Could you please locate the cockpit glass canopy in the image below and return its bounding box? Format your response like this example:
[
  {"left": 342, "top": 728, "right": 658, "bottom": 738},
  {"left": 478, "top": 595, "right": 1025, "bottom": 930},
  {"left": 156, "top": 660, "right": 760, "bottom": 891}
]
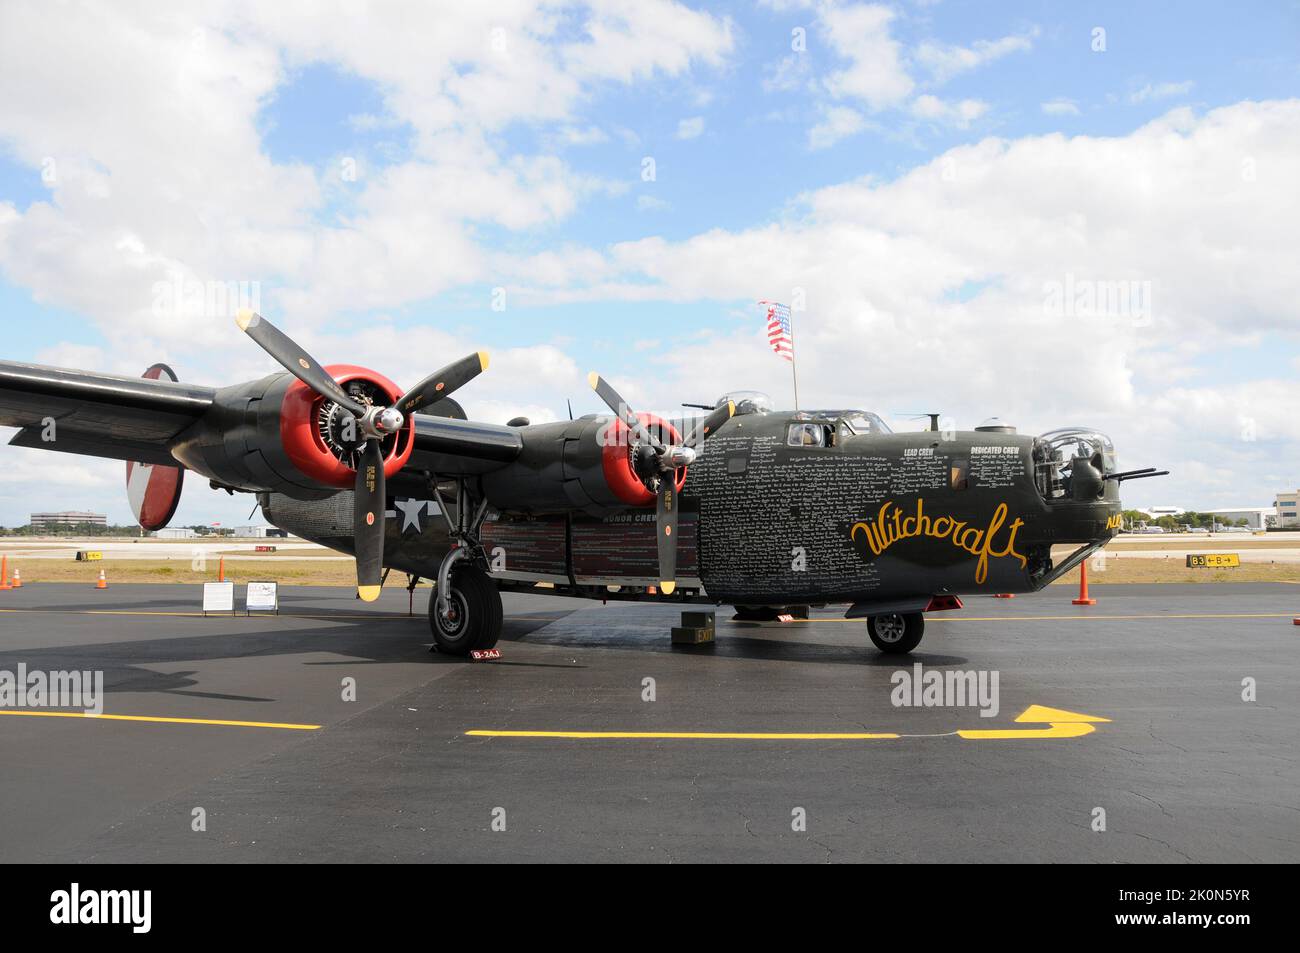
[
  {"left": 716, "top": 391, "right": 774, "bottom": 416},
  {"left": 1034, "top": 427, "right": 1116, "bottom": 500},
  {"left": 837, "top": 411, "right": 892, "bottom": 436},
  {"left": 1039, "top": 427, "right": 1115, "bottom": 469}
]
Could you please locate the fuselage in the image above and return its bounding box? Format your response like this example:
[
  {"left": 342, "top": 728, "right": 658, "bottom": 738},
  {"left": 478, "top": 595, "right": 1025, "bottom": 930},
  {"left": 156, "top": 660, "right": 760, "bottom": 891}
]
[{"left": 261, "top": 409, "right": 1122, "bottom": 607}]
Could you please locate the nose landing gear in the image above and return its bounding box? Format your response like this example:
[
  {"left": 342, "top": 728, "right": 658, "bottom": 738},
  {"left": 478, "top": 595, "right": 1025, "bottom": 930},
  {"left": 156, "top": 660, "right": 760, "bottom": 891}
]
[{"left": 866, "top": 612, "right": 925, "bottom": 654}]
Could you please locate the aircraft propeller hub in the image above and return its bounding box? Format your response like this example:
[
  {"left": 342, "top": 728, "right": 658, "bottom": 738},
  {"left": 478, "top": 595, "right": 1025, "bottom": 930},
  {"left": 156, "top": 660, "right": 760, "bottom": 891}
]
[
  {"left": 370, "top": 406, "right": 405, "bottom": 437},
  {"left": 663, "top": 445, "right": 697, "bottom": 469}
]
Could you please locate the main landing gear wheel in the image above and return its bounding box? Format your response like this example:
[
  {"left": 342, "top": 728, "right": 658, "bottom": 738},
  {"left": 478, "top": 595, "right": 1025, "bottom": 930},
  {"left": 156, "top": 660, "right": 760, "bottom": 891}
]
[
  {"left": 733, "top": 605, "right": 780, "bottom": 622},
  {"left": 867, "top": 612, "right": 925, "bottom": 654},
  {"left": 429, "top": 566, "right": 503, "bottom": 656}
]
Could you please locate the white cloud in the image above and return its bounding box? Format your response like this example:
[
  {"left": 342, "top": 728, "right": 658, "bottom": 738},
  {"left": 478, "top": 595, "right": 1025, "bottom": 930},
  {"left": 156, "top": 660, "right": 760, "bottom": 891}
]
[
  {"left": 805, "top": 10, "right": 1035, "bottom": 140},
  {"left": 1041, "top": 98, "right": 1081, "bottom": 116},
  {"left": 1129, "top": 80, "right": 1195, "bottom": 104},
  {"left": 910, "top": 95, "right": 989, "bottom": 128},
  {"left": 0, "top": 0, "right": 734, "bottom": 360},
  {"left": 676, "top": 116, "right": 706, "bottom": 140},
  {"left": 820, "top": 4, "right": 914, "bottom": 110},
  {"left": 763, "top": 53, "right": 813, "bottom": 93},
  {"left": 808, "top": 106, "right": 870, "bottom": 149},
  {"left": 558, "top": 125, "right": 610, "bottom": 146},
  {"left": 914, "top": 29, "right": 1039, "bottom": 84}
]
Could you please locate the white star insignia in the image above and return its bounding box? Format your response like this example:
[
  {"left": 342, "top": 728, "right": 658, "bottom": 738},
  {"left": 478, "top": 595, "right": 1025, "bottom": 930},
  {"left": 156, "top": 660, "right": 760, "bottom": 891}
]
[{"left": 393, "top": 498, "right": 428, "bottom": 533}]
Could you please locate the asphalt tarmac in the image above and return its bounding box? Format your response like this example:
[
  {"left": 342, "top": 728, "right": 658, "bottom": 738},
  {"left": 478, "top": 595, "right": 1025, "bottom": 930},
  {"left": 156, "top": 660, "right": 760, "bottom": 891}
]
[{"left": 0, "top": 582, "right": 1296, "bottom": 863}]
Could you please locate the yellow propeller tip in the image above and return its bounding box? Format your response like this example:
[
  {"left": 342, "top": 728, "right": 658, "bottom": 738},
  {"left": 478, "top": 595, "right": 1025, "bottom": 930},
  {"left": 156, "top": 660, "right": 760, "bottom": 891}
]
[
  {"left": 727, "top": 400, "right": 736, "bottom": 417},
  {"left": 235, "top": 308, "right": 258, "bottom": 331},
  {"left": 660, "top": 581, "right": 676, "bottom": 595},
  {"left": 478, "top": 350, "right": 490, "bottom": 372},
  {"left": 587, "top": 371, "right": 602, "bottom": 390},
  {"left": 357, "top": 585, "right": 382, "bottom": 603}
]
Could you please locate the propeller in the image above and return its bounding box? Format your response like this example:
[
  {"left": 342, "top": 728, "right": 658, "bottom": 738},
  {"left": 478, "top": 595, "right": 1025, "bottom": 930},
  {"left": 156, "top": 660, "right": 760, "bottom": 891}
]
[
  {"left": 587, "top": 373, "right": 735, "bottom": 595},
  {"left": 897, "top": 412, "right": 943, "bottom": 432},
  {"left": 235, "top": 308, "right": 487, "bottom": 601}
]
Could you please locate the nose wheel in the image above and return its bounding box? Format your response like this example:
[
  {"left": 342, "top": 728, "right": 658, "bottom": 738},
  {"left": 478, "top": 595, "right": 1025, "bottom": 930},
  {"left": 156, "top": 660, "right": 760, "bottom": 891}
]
[
  {"left": 867, "top": 612, "right": 925, "bottom": 654},
  {"left": 429, "top": 565, "right": 503, "bottom": 656}
]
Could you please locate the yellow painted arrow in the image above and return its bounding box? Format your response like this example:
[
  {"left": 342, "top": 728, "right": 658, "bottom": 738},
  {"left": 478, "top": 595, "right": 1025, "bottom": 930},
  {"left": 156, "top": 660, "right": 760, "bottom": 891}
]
[{"left": 957, "top": 704, "right": 1110, "bottom": 740}]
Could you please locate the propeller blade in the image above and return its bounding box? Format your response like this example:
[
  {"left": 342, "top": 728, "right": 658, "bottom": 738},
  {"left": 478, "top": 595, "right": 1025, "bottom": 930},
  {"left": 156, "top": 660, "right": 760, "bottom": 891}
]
[
  {"left": 684, "top": 400, "right": 736, "bottom": 447},
  {"left": 587, "top": 372, "right": 663, "bottom": 451},
  {"left": 397, "top": 351, "right": 490, "bottom": 416},
  {"left": 236, "top": 309, "right": 367, "bottom": 417},
  {"left": 656, "top": 482, "right": 679, "bottom": 596},
  {"left": 353, "top": 441, "right": 386, "bottom": 603}
]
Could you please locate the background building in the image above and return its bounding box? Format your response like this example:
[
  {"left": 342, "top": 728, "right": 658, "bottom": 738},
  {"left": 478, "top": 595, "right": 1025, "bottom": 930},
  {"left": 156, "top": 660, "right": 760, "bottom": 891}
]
[
  {"left": 1275, "top": 490, "right": 1300, "bottom": 528},
  {"left": 232, "top": 525, "right": 288, "bottom": 538},
  {"left": 29, "top": 511, "right": 107, "bottom": 532},
  {"left": 1204, "top": 507, "right": 1275, "bottom": 530},
  {"left": 1136, "top": 505, "right": 1185, "bottom": 520}
]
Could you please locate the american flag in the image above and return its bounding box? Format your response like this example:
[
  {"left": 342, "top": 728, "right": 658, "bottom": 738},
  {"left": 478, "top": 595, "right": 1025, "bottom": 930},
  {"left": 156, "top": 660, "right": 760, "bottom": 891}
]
[{"left": 761, "top": 300, "right": 794, "bottom": 362}]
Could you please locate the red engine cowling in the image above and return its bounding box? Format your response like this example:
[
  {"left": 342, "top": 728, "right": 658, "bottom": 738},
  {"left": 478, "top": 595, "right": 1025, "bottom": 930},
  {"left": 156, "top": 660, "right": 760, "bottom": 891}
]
[
  {"left": 481, "top": 412, "right": 688, "bottom": 516},
  {"left": 599, "top": 413, "right": 688, "bottom": 507},
  {"left": 279, "top": 365, "right": 415, "bottom": 489}
]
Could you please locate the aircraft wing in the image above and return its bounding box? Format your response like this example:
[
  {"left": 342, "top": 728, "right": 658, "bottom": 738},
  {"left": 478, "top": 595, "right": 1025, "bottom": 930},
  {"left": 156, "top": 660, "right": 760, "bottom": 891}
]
[
  {"left": 407, "top": 414, "right": 523, "bottom": 475},
  {"left": 0, "top": 359, "right": 520, "bottom": 474},
  {"left": 0, "top": 360, "right": 215, "bottom": 467}
]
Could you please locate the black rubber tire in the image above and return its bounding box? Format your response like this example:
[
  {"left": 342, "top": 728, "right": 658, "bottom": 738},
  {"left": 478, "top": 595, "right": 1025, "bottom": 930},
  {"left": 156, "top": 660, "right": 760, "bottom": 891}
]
[
  {"left": 733, "top": 605, "right": 780, "bottom": 622},
  {"left": 867, "top": 612, "right": 925, "bottom": 654},
  {"left": 429, "top": 566, "right": 503, "bottom": 656}
]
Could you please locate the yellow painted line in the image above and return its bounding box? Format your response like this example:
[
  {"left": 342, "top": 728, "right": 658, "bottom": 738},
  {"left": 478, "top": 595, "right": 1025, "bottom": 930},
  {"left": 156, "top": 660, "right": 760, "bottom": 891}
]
[
  {"left": 0, "top": 710, "right": 320, "bottom": 730},
  {"left": 749, "top": 612, "right": 1297, "bottom": 625},
  {"left": 0, "top": 608, "right": 418, "bottom": 621},
  {"left": 469, "top": 705, "right": 1110, "bottom": 744},
  {"left": 947, "top": 612, "right": 1296, "bottom": 621},
  {"left": 957, "top": 722, "right": 1096, "bottom": 739},
  {"left": 910, "top": 612, "right": 1294, "bottom": 622},
  {"left": 467, "top": 729, "right": 899, "bottom": 740}
]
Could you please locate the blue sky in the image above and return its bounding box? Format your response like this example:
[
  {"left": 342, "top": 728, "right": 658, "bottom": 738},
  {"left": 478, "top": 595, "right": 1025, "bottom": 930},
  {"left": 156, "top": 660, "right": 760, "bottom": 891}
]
[{"left": 0, "top": 0, "right": 1297, "bottom": 525}]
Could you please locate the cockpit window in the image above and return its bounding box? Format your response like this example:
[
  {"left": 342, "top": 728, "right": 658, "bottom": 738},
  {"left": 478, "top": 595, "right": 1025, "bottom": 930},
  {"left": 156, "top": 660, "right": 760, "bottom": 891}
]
[
  {"left": 787, "top": 422, "right": 828, "bottom": 448},
  {"left": 838, "top": 412, "right": 892, "bottom": 437}
]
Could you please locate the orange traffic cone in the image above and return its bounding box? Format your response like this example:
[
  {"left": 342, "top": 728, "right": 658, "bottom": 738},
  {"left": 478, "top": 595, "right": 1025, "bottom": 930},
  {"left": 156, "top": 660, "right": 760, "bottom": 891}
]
[
  {"left": 1072, "top": 560, "right": 1097, "bottom": 606},
  {"left": 0, "top": 556, "right": 11, "bottom": 591},
  {"left": 218, "top": 557, "right": 225, "bottom": 583},
  {"left": 95, "top": 569, "right": 108, "bottom": 590},
  {"left": 10, "top": 568, "right": 21, "bottom": 589}
]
